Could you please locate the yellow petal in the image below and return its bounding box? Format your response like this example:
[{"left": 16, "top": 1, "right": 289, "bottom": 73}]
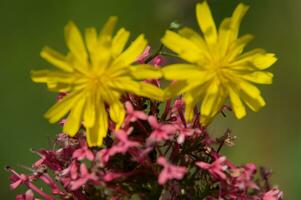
[
  {"left": 239, "top": 81, "right": 266, "bottom": 112},
  {"left": 241, "top": 71, "right": 273, "bottom": 84},
  {"left": 109, "top": 100, "right": 125, "bottom": 129},
  {"left": 40, "top": 47, "right": 74, "bottom": 72},
  {"left": 178, "top": 27, "right": 209, "bottom": 58},
  {"left": 112, "top": 28, "right": 130, "bottom": 57},
  {"left": 65, "top": 21, "right": 88, "bottom": 65},
  {"left": 83, "top": 93, "right": 96, "bottom": 128},
  {"left": 227, "top": 34, "right": 254, "bottom": 62},
  {"left": 31, "top": 70, "right": 74, "bottom": 92},
  {"left": 229, "top": 3, "right": 249, "bottom": 41},
  {"left": 110, "top": 76, "right": 140, "bottom": 92},
  {"left": 231, "top": 49, "right": 277, "bottom": 70},
  {"left": 130, "top": 64, "right": 162, "bottom": 80},
  {"left": 138, "top": 82, "right": 164, "bottom": 101},
  {"left": 196, "top": 1, "right": 217, "bottom": 44},
  {"left": 85, "top": 27, "right": 98, "bottom": 55},
  {"left": 63, "top": 96, "right": 86, "bottom": 136},
  {"left": 161, "top": 30, "right": 204, "bottom": 63},
  {"left": 252, "top": 53, "right": 277, "bottom": 70},
  {"left": 200, "top": 85, "right": 226, "bottom": 125},
  {"left": 31, "top": 70, "right": 50, "bottom": 83},
  {"left": 183, "top": 92, "right": 200, "bottom": 122},
  {"left": 45, "top": 90, "right": 84, "bottom": 123},
  {"left": 218, "top": 17, "right": 232, "bottom": 57},
  {"left": 216, "top": 3, "right": 249, "bottom": 57},
  {"left": 164, "top": 81, "right": 188, "bottom": 98},
  {"left": 99, "top": 16, "right": 118, "bottom": 40},
  {"left": 114, "top": 34, "right": 147, "bottom": 66},
  {"left": 32, "top": 70, "right": 73, "bottom": 83},
  {"left": 228, "top": 87, "right": 246, "bottom": 119},
  {"left": 201, "top": 80, "right": 221, "bottom": 117},
  {"left": 162, "top": 64, "right": 205, "bottom": 80},
  {"left": 86, "top": 102, "right": 108, "bottom": 147}
]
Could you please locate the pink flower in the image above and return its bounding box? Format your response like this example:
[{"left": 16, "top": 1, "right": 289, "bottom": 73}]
[
  {"left": 172, "top": 98, "right": 185, "bottom": 113},
  {"left": 97, "top": 128, "right": 140, "bottom": 165},
  {"left": 263, "top": 188, "right": 283, "bottom": 200},
  {"left": 102, "top": 171, "right": 129, "bottom": 182},
  {"left": 9, "top": 171, "right": 28, "bottom": 190},
  {"left": 7, "top": 167, "right": 56, "bottom": 200},
  {"left": 151, "top": 55, "right": 164, "bottom": 66},
  {"left": 136, "top": 46, "right": 164, "bottom": 66},
  {"left": 123, "top": 101, "right": 148, "bottom": 126},
  {"left": 32, "top": 149, "right": 62, "bottom": 171},
  {"left": 232, "top": 163, "right": 259, "bottom": 190},
  {"left": 61, "top": 160, "right": 78, "bottom": 181},
  {"left": 147, "top": 116, "right": 177, "bottom": 144},
  {"left": 173, "top": 122, "right": 199, "bottom": 144},
  {"left": 196, "top": 157, "right": 228, "bottom": 180},
  {"left": 72, "top": 140, "right": 94, "bottom": 161},
  {"left": 176, "top": 127, "right": 194, "bottom": 144},
  {"left": 39, "top": 173, "right": 63, "bottom": 195},
  {"left": 157, "top": 157, "right": 187, "bottom": 185},
  {"left": 69, "top": 164, "right": 98, "bottom": 191},
  {"left": 137, "top": 46, "right": 151, "bottom": 63},
  {"left": 16, "top": 190, "right": 34, "bottom": 200}
]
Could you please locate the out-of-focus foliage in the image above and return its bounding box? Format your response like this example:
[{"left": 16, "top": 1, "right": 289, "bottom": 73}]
[{"left": 0, "top": 0, "right": 300, "bottom": 199}]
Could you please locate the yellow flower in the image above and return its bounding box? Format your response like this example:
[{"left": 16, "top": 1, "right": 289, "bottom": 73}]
[
  {"left": 161, "top": 1, "right": 277, "bottom": 125},
  {"left": 32, "top": 17, "right": 163, "bottom": 146}
]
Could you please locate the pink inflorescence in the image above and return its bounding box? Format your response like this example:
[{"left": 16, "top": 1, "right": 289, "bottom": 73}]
[{"left": 6, "top": 47, "right": 282, "bottom": 200}]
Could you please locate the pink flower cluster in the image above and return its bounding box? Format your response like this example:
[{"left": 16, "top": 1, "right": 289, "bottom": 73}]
[{"left": 7, "top": 47, "right": 283, "bottom": 200}]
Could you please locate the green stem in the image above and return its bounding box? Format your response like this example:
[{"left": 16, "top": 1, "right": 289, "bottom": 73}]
[{"left": 159, "top": 52, "right": 178, "bottom": 58}]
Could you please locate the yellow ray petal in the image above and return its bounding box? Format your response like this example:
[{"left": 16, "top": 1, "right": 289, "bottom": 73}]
[
  {"left": 31, "top": 70, "right": 73, "bottom": 83},
  {"left": 31, "top": 70, "right": 50, "bottom": 83},
  {"left": 162, "top": 64, "right": 205, "bottom": 80},
  {"left": 114, "top": 34, "right": 147, "bottom": 67},
  {"left": 109, "top": 100, "right": 125, "bottom": 129},
  {"left": 183, "top": 91, "right": 201, "bottom": 122},
  {"left": 218, "top": 17, "right": 232, "bottom": 57},
  {"left": 85, "top": 27, "right": 98, "bottom": 56},
  {"left": 252, "top": 53, "right": 278, "bottom": 70},
  {"left": 200, "top": 86, "right": 226, "bottom": 125},
  {"left": 85, "top": 27, "right": 111, "bottom": 71},
  {"left": 229, "top": 3, "right": 249, "bottom": 41},
  {"left": 227, "top": 34, "right": 254, "bottom": 62},
  {"left": 241, "top": 71, "right": 273, "bottom": 84},
  {"left": 63, "top": 96, "right": 86, "bottom": 136},
  {"left": 200, "top": 80, "right": 221, "bottom": 117},
  {"left": 230, "top": 49, "right": 277, "bottom": 70},
  {"left": 99, "top": 16, "right": 118, "bottom": 40},
  {"left": 228, "top": 86, "right": 246, "bottom": 119},
  {"left": 241, "top": 93, "right": 266, "bottom": 112},
  {"left": 112, "top": 77, "right": 162, "bottom": 101},
  {"left": 161, "top": 30, "right": 204, "bottom": 63},
  {"left": 86, "top": 102, "right": 108, "bottom": 147},
  {"left": 112, "top": 28, "right": 130, "bottom": 58},
  {"left": 130, "top": 64, "right": 162, "bottom": 80},
  {"left": 239, "top": 81, "right": 266, "bottom": 112},
  {"left": 64, "top": 21, "right": 88, "bottom": 66},
  {"left": 45, "top": 90, "right": 84, "bottom": 123},
  {"left": 138, "top": 82, "right": 164, "bottom": 101},
  {"left": 83, "top": 93, "right": 96, "bottom": 128},
  {"left": 110, "top": 76, "right": 140, "bottom": 92},
  {"left": 178, "top": 27, "right": 209, "bottom": 59},
  {"left": 163, "top": 81, "right": 188, "bottom": 98},
  {"left": 196, "top": 1, "right": 217, "bottom": 44},
  {"left": 31, "top": 70, "right": 74, "bottom": 92},
  {"left": 40, "top": 47, "right": 74, "bottom": 72}
]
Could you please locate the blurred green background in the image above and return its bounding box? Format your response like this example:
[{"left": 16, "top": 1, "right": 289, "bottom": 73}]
[{"left": 0, "top": 0, "right": 300, "bottom": 199}]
